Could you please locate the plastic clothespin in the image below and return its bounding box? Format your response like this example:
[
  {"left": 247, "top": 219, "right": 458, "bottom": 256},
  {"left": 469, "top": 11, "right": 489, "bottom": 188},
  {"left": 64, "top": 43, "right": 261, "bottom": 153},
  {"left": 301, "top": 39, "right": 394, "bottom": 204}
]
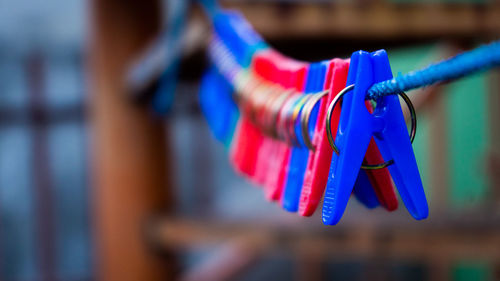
[
  {"left": 282, "top": 61, "right": 328, "bottom": 212},
  {"left": 251, "top": 49, "right": 300, "bottom": 195},
  {"left": 212, "top": 10, "right": 267, "bottom": 67},
  {"left": 199, "top": 66, "right": 239, "bottom": 147},
  {"left": 298, "top": 59, "right": 399, "bottom": 216},
  {"left": 299, "top": 59, "right": 347, "bottom": 216},
  {"left": 251, "top": 50, "right": 284, "bottom": 185},
  {"left": 264, "top": 58, "right": 308, "bottom": 201},
  {"left": 322, "top": 50, "right": 428, "bottom": 225},
  {"left": 210, "top": 9, "right": 267, "bottom": 148},
  {"left": 230, "top": 120, "right": 262, "bottom": 178},
  {"left": 210, "top": 11, "right": 268, "bottom": 177},
  {"left": 362, "top": 110, "right": 399, "bottom": 211},
  {"left": 340, "top": 98, "right": 399, "bottom": 211}
]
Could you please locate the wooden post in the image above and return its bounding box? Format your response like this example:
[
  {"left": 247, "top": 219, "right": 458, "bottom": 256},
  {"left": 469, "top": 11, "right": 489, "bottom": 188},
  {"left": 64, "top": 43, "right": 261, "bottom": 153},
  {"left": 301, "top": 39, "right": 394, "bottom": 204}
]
[{"left": 89, "top": 0, "right": 175, "bottom": 280}]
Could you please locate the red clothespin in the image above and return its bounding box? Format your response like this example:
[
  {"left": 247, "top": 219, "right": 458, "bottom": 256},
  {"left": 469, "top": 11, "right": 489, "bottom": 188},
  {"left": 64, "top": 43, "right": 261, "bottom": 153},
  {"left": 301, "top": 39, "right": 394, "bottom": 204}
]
[
  {"left": 229, "top": 109, "right": 261, "bottom": 178},
  {"left": 299, "top": 59, "right": 347, "bottom": 215},
  {"left": 251, "top": 50, "right": 283, "bottom": 185},
  {"left": 363, "top": 107, "right": 399, "bottom": 211},
  {"left": 229, "top": 62, "right": 266, "bottom": 178},
  {"left": 264, "top": 58, "right": 308, "bottom": 201}
]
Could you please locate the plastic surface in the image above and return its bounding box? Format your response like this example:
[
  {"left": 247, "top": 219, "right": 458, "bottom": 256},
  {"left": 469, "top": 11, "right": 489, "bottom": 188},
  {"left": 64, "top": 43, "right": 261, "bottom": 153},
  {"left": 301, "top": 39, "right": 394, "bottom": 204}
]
[
  {"left": 362, "top": 123, "right": 399, "bottom": 211},
  {"left": 353, "top": 101, "right": 398, "bottom": 211},
  {"left": 282, "top": 61, "right": 328, "bottom": 212},
  {"left": 352, "top": 171, "right": 380, "bottom": 208},
  {"left": 199, "top": 67, "right": 239, "bottom": 147},
  {"left": 297, "top": 59, "right": 395, "bottom": 216},
  {"left": 252, "top": 50, "right": 284, "bottom": 185},
  {"left": 208, "top": 9, "right": 397, "bottom": 213},
  {"left": 212, "top": 10, "right": 267, "bottom": 67},
  {"left": 322, "top": 50, "right": 428, "bottom": 225},
  {"left": 299, "top": 59, "right": 348, "bottom": 216},
  {"left": 211, "top": 10, "right": 269, "bottom": 176},
  {"left": 264, "top": 59, "right": 308, "bottom": 201}
]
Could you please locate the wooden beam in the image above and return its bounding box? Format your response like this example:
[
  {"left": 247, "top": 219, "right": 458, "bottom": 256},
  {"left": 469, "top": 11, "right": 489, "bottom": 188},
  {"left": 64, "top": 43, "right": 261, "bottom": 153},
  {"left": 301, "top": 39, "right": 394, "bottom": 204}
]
[
  {"left": 221, "top": 2, "right": 500, "bottom": 40},
  {"left": 152, "top": 218, "right": 500, "bottom": 262},
  {"left": 179, "top": 236, "right": 266, "bottom": 281},
  {"left": 89, "top": 0, "right": 175, "bottom": 280}
]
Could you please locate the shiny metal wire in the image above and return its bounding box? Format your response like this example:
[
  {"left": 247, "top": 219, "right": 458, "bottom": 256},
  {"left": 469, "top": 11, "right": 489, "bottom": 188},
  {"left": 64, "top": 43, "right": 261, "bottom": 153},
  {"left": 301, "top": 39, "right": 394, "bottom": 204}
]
[
  {"left": 266, "top": 89, "right": 294, "bottom": 138},
  {"left": 325, "top": 84, "right": 417, "bottom": 170},
  {"left": 235, "top": 74, "right": 259, "bottom": 110},
  {"left": 247, "top": 81, "right": 274, "bottom": 124},
  {"left": 277, "top": 93, "right": 302, "bottom": 145},
  {"left": 299, "top": 90, "right": 329, "bottom": 151},
  {"left": 287, "top": 94, "right": 313, "bottom": 147},
  {"left": 259, "top": 86, "right": 285, "bottom": 136}
]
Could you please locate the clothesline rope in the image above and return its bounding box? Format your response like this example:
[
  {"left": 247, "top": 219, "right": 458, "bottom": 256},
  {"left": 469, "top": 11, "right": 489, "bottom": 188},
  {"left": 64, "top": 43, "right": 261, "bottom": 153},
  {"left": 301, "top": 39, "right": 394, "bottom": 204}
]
[{"left": 367, "top": 41, "right": 500, "bottom": 99}]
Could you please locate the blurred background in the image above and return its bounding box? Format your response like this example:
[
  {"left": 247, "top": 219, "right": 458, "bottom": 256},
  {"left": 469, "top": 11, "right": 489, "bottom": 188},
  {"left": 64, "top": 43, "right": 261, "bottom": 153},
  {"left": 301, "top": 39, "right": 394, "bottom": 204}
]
[{"left": 0, "top": 0, "right": 499, "bottom": 281}]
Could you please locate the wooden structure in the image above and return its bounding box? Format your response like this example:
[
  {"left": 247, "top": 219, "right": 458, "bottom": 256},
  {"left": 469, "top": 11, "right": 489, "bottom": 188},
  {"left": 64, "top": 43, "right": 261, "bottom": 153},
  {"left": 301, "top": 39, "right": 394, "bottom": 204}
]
[
  {"left": 90, "top": 0, "right": 175, "bottom": 280},
  {"left": 224, "top": 1, "right": 500, "bottom": 40}
]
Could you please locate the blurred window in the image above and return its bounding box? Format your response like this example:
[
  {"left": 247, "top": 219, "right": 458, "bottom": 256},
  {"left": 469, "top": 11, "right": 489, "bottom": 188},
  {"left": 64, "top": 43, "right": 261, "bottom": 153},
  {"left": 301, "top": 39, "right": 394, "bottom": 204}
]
[{"left": 0, "top": 0, "right": 91, "bottom": 280}]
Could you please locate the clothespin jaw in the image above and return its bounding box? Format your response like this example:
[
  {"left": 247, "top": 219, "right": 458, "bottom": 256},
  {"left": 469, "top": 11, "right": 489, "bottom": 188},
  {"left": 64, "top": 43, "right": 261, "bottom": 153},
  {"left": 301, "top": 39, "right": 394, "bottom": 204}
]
[
  {"left": 363, "top": 138, "right": 399, "bottom": 211},
  {"left": 353, "top": 171, "right": 380, "bottom": 208},
  {"left": 322, "top": 50, "right": 428, "bottom": 225},
  {"left": 354, "top": 102, "right": 398, "bottom": 211},
  {"left": 370, "top": 50, "right": 428, "bottom": 220}
]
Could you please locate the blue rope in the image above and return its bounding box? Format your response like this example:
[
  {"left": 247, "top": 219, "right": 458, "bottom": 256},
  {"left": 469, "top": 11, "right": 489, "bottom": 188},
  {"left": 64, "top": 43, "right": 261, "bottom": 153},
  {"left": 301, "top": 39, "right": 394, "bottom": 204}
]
[{"left": 367, "top": 40, "right": 500, "bottom": 99}]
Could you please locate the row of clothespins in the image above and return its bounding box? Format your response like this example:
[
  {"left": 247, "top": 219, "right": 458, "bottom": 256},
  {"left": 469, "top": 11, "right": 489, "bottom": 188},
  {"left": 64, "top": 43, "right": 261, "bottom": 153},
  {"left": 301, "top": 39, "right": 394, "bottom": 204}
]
[{"left": 199, "top": 9, "right": 428, "bottom": 225}]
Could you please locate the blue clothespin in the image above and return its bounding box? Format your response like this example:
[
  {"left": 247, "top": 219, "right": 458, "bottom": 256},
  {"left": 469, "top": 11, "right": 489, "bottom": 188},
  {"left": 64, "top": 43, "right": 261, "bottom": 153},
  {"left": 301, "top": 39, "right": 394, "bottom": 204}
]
[
  {"left": 282, "top": 59, "right": 379, "bottom": 212},
  {"left": 323, "top": 50, "right": 428, "bottom": 225},
  {"left": 203, "top": 10, "right": 268, "bottom": 148},
  {"left": 199, "top": 66, "right": 239, "bottom": 147},
  {"left": 352, "top": 171, "right": 380, "bottom": 208},
  {"left": 212, "top": 10, "right": 267, "bottom": 68},
  {"left": 282, "top": 61, "right": 326, "bottom": 212}
]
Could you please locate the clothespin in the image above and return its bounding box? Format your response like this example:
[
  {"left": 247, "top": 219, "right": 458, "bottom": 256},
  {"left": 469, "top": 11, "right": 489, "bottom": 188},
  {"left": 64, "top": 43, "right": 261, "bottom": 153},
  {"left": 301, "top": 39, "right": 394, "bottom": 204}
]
[
  {"left": 209, "top": 10, "right": 397, "bottom": 211},
  {"left": 212, "top": 10, "right": 267, "bottom": 67},
  {"left": 299, "top": 59, "right": 347, "bottom": 216},
  {"left": 361, "top": 110, "right": 399, "bottom": 211},
  {"left": 299, "top": 59, "right": 399, "bottom": 216},
  {"left": 199, "top": 66, "right": 239, "bottom": 147},
  {"left": 209, "top": 10, "right": 268, "bottom": 176},
  {"left": 282, "top": 61, "right": 329, "bottom": 212},
  {"left": 251, "top": 50, "right": 283, "bottom": 185},
  {"left": 322, "top": 50, "right": 428, "bottom": 225},
  {"left": 264, "top": 58, "right": 308, "bottom": 201}
]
